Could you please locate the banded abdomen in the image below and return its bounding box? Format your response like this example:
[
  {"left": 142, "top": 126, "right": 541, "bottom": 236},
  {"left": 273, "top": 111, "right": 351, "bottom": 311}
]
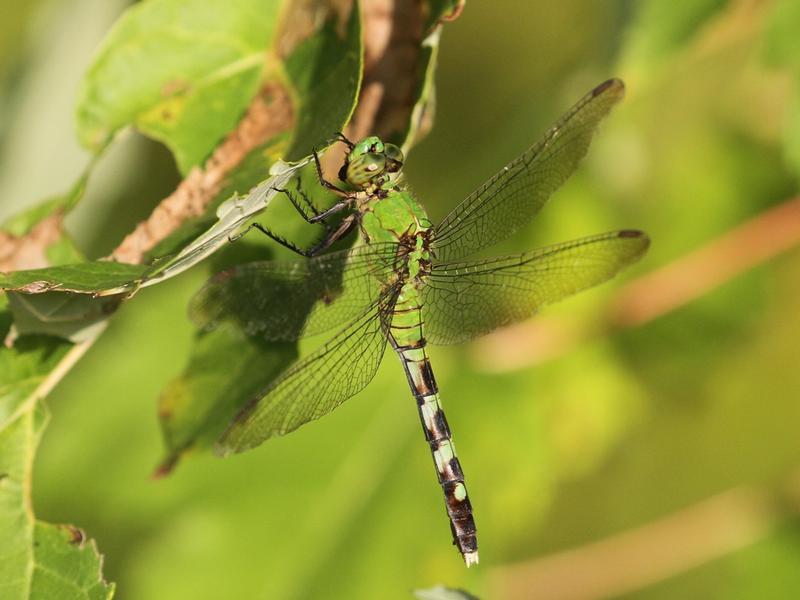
[{"left": 388, "top": 282, "right": 479, "bottom": 566}]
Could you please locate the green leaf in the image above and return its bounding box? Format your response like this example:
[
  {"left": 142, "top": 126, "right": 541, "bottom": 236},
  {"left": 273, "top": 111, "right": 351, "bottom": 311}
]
[
  {"left": 28, "top": 522, "right": 115, "bottom": 600},
  {"left": 4, "top": 293, "right": 125, "bottom": 343},
  {"left": 0, "top": 262, "right": 150, "bottom": 294},
  {"left": 0, "top": 327, "right": 70, "bottom": 431},
  {"left": 156, "top": 324, "right": 296, "bottom": 474},
  {"left": 76, "top": 0, "right": 282, "bottom": 173},
  {"left": 0, "top": 262, "right": 150, "bottom": 340},
  {"left": 0, "top": 405, "right": 114, "bottom": 600},
  {"left": 284, "top": 2, "right": 362, "bottom": 161},
  {"left": 0, "top": 310, "right": 114, "bottom": 599}
]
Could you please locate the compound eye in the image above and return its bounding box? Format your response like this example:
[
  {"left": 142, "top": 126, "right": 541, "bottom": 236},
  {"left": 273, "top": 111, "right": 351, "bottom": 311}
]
[
  {"left": 346, "top": 152, "right": 386, "bottom": 187},
  {"left": 383, "top": 143, "right": 405, "bottom": 173},
  {"left": 351, "top": 136, "right": 382, "bottom": 159}
]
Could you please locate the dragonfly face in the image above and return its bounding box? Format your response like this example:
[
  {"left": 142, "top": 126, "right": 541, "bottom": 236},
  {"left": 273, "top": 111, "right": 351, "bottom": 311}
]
[{"left": 339, "top": 135, "right": 405, "bottom": 189}]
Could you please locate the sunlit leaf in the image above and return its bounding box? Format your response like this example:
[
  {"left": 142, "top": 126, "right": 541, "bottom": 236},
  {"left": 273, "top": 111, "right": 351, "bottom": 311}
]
[
  {"left": 0, "top": 310, "right": 113, "bottom": 599},
  {"left": 76, "top": 0, "right": 282, "bottom": 173},
  {"left": 28, "top": 522, "right": 115, "bottom": 600}
]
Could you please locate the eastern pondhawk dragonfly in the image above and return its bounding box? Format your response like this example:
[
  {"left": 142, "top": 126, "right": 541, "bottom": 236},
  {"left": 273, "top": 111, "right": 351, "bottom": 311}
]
[{"left": 190, "top": 78, "right": 649, "bottom": 566}]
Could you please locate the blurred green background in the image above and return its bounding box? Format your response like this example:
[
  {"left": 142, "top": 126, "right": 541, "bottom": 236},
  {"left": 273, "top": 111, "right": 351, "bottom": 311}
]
[{"left": 3, "top": 0, "right": 800, "bottom": 598}]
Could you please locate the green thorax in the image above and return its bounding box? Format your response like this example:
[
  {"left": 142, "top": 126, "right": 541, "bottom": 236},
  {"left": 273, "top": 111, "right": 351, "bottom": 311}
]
[{"left": 359, "top": 190, "right": 433, "bottom": 245}]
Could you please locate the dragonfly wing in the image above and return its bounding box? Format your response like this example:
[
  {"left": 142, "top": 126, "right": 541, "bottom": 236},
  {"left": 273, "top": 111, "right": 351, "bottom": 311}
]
[
  {"left": 432, "top": 79, "right": 625, "bottom": 261},
  {"left": 217, "top": 290, "right": 398, "bottom": 454},
  {"left": 189, "top": 243, "right": 398, "bottom": 341},
  {"left": 422, "top": 230, "right": 649, "bottom": 345}
]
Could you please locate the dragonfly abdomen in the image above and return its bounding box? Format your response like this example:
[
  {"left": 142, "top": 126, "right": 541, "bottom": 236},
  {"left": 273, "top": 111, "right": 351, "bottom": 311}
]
[{"left": 389, "top": 297, "right": 479, "bottom": 566}]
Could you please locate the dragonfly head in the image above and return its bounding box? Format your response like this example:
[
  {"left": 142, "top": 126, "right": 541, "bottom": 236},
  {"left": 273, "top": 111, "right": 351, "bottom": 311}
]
[{"left": 339, "top": 136, "right": 405, "bottom": 189}]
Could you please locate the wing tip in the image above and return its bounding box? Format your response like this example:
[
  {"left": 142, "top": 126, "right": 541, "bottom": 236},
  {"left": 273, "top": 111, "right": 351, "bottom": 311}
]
[
  {"left": 617, "top": 229, "right": 645, "bottom": 239},
  {"left": 593, "top": 78, "right": 625, "bottom": 100},
  {"left": 617, "top": 229, "right": 651, "bottom": 259}
]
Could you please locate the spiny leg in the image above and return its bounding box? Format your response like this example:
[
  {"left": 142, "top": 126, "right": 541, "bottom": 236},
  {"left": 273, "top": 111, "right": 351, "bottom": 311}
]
[
  {"left": 228, "top": 176, "right": 357, "bottom": 257},
  {"left": 291, "top": 177, "right": 325, "bottom": 219},
  {"left": 274, "top": 182, "right": 332, "bottom": 233},
  {"left": 388, "top": 307, "right": 478, "bottom": 566},
  {"left": 229, "top": 213, "right": 358, "bottom": 258},
  {"left": 276, "top": 180, "right": 355, "bottom": 225}
]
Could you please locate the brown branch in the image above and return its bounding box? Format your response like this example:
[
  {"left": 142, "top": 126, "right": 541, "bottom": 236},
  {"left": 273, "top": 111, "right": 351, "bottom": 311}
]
[
  {"left": 111, "top": 81, "right": 293, "bottom": 264},
  {"left": 472, "top": 196, "right": 800, "bottom": 372}
]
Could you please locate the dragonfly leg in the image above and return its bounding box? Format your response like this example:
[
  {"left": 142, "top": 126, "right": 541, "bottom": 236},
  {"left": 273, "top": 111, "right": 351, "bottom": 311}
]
[
  {"left": 308, "top": 199, "right": 352, "bottom": 223},
  {"left": 334, "top": 131, "right": 355, "bottom": 149},
  {"left": 313, "top": 148, "right": 349, "bottom": 196},
  {"left": 228, "top": 222, "right": 317, "bottom": 257},
  {"left": 282, "top": 178, "right": 355, "bottom": 225},
  {"left": 274, "top": 182, "right": 331, "bottom": 231},
  {"left": 230, "top": 213, "right": 357, "bottom": 257},
  {"left": 292, "top": 178, "right": 325, "bottom": 218}
]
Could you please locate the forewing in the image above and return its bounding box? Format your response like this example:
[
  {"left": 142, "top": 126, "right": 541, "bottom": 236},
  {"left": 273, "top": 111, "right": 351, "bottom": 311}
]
[
  {"left": 217, "top": 290, "right": 398, "bottom": 454},
  {"left": 423, "top": 230, "right": 649, "bottom": 345},
  {"left": 189, "top": 243, "right": 398, "bottom": 340},
  {"left": 432, "top": 79, "right": 625, "bottom": 261}
]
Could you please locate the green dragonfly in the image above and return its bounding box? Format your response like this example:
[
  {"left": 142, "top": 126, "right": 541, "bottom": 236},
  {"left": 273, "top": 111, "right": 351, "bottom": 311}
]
[{"left": 190, "top": 78, "right": 649, "bottom": 567}]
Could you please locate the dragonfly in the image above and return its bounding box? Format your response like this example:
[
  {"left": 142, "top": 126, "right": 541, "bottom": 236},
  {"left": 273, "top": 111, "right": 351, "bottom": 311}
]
[{"left": 190, "top": 78, "right": 649, "bottom": 567}]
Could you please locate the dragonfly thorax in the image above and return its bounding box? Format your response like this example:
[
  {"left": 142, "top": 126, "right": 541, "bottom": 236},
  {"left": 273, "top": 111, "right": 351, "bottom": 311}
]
[
  {"left": 340, "top": 135, "right": 404, "bottom": 189},
  {"left": 359, "top": 190, "right": 433, "bottom": 246}
]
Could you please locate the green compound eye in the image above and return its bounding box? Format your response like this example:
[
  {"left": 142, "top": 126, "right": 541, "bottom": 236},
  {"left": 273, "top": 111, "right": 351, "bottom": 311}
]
[
  {"left": 383, "top": 143, "right": 404, "bottom": 173},
  {"left": 346, "top": 152, "right": 387, "bottom": 186},
  {"left": 351, "top": 136, "right": 384, "bottom": 159},
  {"left": 342, "top": 136, "right": 403, "bottom": 187}
]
